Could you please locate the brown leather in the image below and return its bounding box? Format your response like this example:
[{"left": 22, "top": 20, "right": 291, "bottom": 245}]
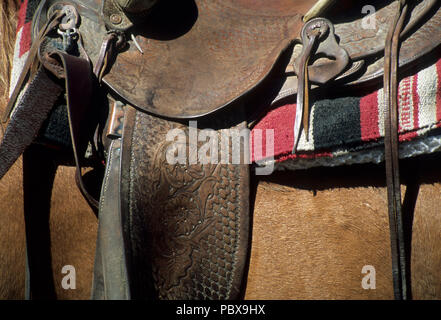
[
  {"left": 92, "top": 138, "right": 130, "bottom": 299},
  {"left": 0, "top": 46, "right": 98, "bottom": 299},
  {"left": 0, "top": 49, "right": 97, "bottom": 205},
  {"left": 383, "top": 0, "right": 409, "bottom": 300},
  {"left": 45, "top": 51, "right": 98, "bottom": 209},
  {"left": 22, "top": 144, "right": 58, "bottom": 299},
  {"left": 34, "top": 0, "right": 321, "bottom": 118},
  {"left": 32, "top": 0, "right": 441, "bottom": 116},
  {"left": 121, "top": 108, "right": 250, "bottom": 299},
  {"left": 272, "top": 0, "right": 441, "bottom": 106}
]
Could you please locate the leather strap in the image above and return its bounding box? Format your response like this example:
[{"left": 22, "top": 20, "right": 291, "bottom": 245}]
[
  {"left": 93, "top": 32, "right": 122, "bottom": 82},
  {"left": 294, "top": 30, "right": 317, "bottom": 152},
  {"left": 91, "top": 137, "right": 130, "bottom": 299},
  {"left": 0, "top": 0, "right": 99, "bottom": 208},
  {"left": 22, "top": 144, "right": 58, "bottom": 299},
  {"left": 292, "top": 18, "right": 350, "bottom": 153},
  {"left": 46, "top": 51, "right": 99, "bottom": 209},
  {"left": 383, "top": 0, "right": 409, "bottom": 300}
]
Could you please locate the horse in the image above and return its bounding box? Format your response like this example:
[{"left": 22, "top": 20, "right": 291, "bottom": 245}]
[{"left": 0, "top": 0, "right": 440, "bottom": 300}]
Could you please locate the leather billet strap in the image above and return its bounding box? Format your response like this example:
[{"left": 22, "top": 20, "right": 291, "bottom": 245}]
[
  {"left": 0, "top": 47, "right": 97, "bottom": 300},
  {"left": 45, "top": 51, "right": 99, "bottom": 209},
  {"left": 383, "top": 0, "right": 409, "bottom": 300}
]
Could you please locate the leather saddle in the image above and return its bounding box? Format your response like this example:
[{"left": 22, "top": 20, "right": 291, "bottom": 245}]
[
  {"left": 29, "top": 0, "right": 441, "bottom": 117},
  {"left": 0, "top": 0, "right": 440, "bottom": 299}
]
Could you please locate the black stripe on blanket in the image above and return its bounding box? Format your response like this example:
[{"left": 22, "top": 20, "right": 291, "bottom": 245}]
[
  {"left": 24, "top": 0, "right": 40, "bottom": 23},
  {"left": 312, "top": 96, "right": 362, "bottom": 150}
]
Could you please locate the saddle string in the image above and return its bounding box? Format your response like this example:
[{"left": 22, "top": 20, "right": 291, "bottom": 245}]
[
  {"left": 94, "top": 32, "right": 126, "bottom": 83},
  {"left": 293, "top": 29, "right": 320, "bottom": 152},
  {"left": 384, "top": 0, "right": 409, "bottom": 300},
  {"left": 94, "top": 33, "right": 117, "bottom": 82}
]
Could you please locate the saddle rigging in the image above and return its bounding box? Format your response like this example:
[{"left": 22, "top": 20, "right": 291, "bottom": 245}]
[{"left": 0, "top": 0, "right": 440, "bottom": 299}]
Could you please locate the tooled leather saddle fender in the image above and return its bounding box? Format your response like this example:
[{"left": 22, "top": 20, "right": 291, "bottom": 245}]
[{"left": 0, "top": 0, "right": 440, "bottom": 300}]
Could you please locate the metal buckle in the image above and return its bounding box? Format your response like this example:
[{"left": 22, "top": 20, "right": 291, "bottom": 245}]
[{"left": 57, "top": 27, "right": 78, "bottom": 52}]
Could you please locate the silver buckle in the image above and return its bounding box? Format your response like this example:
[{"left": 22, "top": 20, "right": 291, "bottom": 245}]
[{"left": 57, "top": 27, "right": 78, "bottom": 52}]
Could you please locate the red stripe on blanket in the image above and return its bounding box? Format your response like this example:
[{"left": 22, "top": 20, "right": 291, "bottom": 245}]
[
  {"left": 399, "top": 75, "right": 418, "bottom": 141},
  {"left": 360, "top": 91, "right": 380, "bottom": 142},
  {"left": 250, "top": 104, "right": 296, "bottom": 162},
  {"left": 17, "top": 0, "right": 31, "bottom": 57},
  {"left": 16, "top": 0, "right": 28, "bottom": 33},
  {"left": 18, "top": 22, "right": 32, "bottom": 58},
  {"left": 411, "top": 73, "right": 419, "bottom": 137},
  {"left": 276, "top": 150, "right": 333, "bottom": 163}
]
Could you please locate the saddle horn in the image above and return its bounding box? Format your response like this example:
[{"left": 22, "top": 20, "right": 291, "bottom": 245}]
[
  {"left": 115, "top": 0, "right": 159, "bottom": 14},
  {"left": 102, "top": 0, "right": 160, "bottom": 30}
]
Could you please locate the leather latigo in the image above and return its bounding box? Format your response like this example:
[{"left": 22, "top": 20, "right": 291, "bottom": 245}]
[{"left": 123, "top": 110, "right": 249, "bottom": 299}]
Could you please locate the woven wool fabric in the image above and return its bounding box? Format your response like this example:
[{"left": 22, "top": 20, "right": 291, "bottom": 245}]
[{"left": 251, "top": 54, "right": 441, "bottom": 166}]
